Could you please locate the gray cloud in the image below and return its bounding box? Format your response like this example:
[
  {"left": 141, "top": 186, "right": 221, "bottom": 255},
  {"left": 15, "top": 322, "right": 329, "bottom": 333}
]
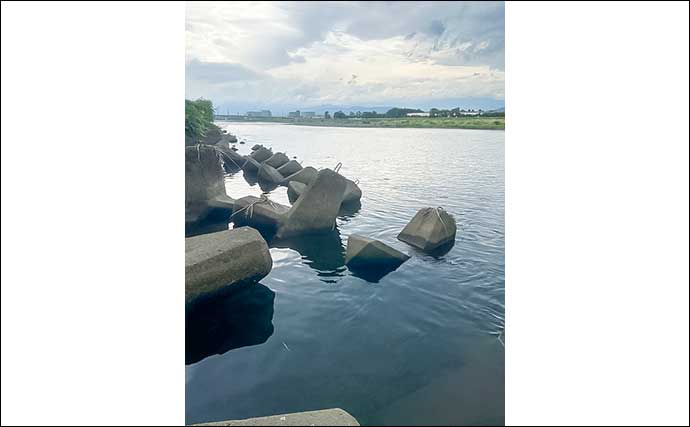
[
  {"left": 186, "top": 1, "right": 504, "bottom": 110},
  {"left": 185, "top": 59, "right": 264, "bottom": 83}
]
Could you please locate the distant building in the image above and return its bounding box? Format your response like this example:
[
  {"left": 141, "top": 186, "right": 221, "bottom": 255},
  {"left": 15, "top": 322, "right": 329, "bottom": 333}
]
[
  {"left": 406, "top": 112, "right": 430, "bottom": 117},
  {"left": 301, "top": 111, "right": 316, "bottom": 118},
  {"left": 288, "top": 110, "right": 301, "bottom": 118},
  {"left": 458, "top": 111, "right": 480, "bottom": 116},
  {"left": 246, "top": 110, "right": 272, "bottom": 118}
]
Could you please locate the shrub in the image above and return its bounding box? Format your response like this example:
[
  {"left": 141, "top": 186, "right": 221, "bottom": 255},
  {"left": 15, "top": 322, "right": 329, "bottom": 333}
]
[{"left": 185, "top": 98, "right": 215, "bottom": 141}]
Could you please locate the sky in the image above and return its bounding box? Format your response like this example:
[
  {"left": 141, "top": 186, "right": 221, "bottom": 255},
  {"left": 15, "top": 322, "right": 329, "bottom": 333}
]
[{"left": 186, "top": 1, "right": 504, "bottom": 115}]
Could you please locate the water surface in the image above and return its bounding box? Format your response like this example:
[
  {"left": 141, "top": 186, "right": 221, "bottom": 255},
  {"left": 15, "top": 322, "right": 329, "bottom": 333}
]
[{"left": 186, "top": 123, "right": 505, "bottom": 426}]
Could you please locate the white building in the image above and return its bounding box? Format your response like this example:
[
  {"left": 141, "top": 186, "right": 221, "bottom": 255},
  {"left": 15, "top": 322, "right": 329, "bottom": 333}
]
[{"left": 406, "top": 112, "right": 430, "bottom": 117}]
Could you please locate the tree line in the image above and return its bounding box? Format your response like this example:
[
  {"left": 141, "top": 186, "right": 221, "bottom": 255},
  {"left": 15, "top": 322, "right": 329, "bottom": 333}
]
[{"left": 323, "top": 107, "right": 503, "bottom": 119}]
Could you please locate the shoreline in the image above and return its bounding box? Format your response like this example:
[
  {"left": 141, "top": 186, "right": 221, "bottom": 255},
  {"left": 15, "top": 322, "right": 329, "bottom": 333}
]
[{"left": 215, "top": 117, "right": 505, "bottom": 131}]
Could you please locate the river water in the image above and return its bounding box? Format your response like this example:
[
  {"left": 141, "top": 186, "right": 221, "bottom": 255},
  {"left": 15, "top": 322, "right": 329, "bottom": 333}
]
[{"left": 186, "top": 122, "right": 505, "bottom": 426}]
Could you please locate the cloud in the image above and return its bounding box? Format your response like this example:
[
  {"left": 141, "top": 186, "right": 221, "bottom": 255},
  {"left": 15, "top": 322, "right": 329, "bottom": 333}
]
[
  {"left": 185, "top": 59, "right": 264, "bottom": 83},
  {"left": 185, "top": 1, "right": 504, "bottom": 110}
]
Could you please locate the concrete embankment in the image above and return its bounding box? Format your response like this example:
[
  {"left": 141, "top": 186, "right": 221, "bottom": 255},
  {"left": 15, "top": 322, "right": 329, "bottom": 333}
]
[{"left": 192, "top": 408, "right": 360, "bottom": 426}]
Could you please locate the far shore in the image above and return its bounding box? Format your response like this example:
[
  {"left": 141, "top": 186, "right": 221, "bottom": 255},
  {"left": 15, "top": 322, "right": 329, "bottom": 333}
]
[{"left": 216, "top": 116, "right": 505, "bottom": 130}]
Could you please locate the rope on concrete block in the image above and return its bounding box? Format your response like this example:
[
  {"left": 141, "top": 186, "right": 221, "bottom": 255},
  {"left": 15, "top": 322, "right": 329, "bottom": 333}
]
[
  {"left": 229, "top": 194, "right": 276, "bottom": 220},
  {"left": 434, "top": 207, "right": 450, "bottom": 235},
  {"left": 334, "top": 162, "right": 343, "bottom": 173}
]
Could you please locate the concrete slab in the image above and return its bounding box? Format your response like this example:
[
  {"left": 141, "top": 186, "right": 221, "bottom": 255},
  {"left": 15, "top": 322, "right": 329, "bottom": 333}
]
[{"left": 192, "top": 408, "right": 359, "bottom": 426}]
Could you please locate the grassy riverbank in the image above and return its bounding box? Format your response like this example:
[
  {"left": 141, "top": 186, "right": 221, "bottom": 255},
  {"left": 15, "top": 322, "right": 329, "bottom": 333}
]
[{"left": 217, "top": 116, "right": 505, "bottom": 130}]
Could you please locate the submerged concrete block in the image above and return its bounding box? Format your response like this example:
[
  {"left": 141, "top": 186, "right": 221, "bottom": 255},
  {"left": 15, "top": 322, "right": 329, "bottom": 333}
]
[
  {"left": 232, "top": 195, "right": 290, "bottom": 231},
  {"left": 250, "top": 146, "right": 273, "bottom": 162},
  {"left": 281, "top": 166, "right": 318, "bottom": 186},
  {"left": 251, "top": 144, "right": 263, "bottom": 151},
  {"left": 185, "top": 227, "right": 272, "bottom": 303},
  {"left": 345, "top": 235, "right": 410, "bottom": 268},
  {"left": 397, "top": 207, "right": 457, "bottom": 253},
  {"left": 276, "top": 169, "right": 347, "bottom": 238},
  {"left": 193, "top": 408, "right": 360, "bottom": 426},
  {"left": 276, "top": 159, "right": 303, "bottom": 177},
  {"left": 258, "top": 163, "right": 284, "bottom": 185},
  {"left": 264, "top": 152, "right": 289, "bottom": 168},
  {"left": 345, "top": 235, "right": 409, "bottom": 281}
]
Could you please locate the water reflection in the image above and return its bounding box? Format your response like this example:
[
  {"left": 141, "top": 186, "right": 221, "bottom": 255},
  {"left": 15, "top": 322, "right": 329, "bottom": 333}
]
[
  {"left": 347, "top": 261, "right": 405, "bottom": 283},
  {"left": 270, "top": 229, "right": 346, "bottom": 282},
  {"left": 186, "top": 283, "right": 275, "bottom": 365}
]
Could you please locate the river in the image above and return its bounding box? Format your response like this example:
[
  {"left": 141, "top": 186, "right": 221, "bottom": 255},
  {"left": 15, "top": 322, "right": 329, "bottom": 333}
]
[{"left": 186, "top": 122, "right": 505, "bottom": 426}]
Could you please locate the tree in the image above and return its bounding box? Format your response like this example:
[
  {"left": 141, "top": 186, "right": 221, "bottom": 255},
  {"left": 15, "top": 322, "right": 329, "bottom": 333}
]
[
  {"left": 185, "top": 98, "right": 215, "bottom": 141},
  {"left": 385, "top": 107, "right": 423, "bottom": 118},
  {"left": 324, "top": 111, "right": 331, "bottom": 119},
  {"left": 333, "top": 110, "right": 347, "bottom": 119}
]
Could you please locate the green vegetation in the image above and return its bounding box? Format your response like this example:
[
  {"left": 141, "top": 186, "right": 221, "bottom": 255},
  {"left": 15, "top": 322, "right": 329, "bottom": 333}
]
[
  {"left": 185, "top": 98, "right": 215, "bottom": 142},
  {"left": 219, "top": 115, "right": 505, "bottom": 130}
]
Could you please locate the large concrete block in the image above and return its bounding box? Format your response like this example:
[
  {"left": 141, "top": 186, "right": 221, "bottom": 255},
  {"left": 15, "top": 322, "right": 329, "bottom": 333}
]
[
  {"left": 397, "top": 207, "right": 457, "bottom": 253},
  {"left": 345, "top": 235, "right": 409, "bottom": 281},
  {"left": 186, "top": 145, "right": 227, "bottom": 223},
  {"left": 231, "top": 195, "right": 290, "bottom": 231},
  {"left": 280, "top": 166, "right": 318, "bottom": 186},
  {"left": 286, "top": 181, "right": 307, "bottom": 203},
  {"left": 264, "top": 152, "right": 289, "bottom": 168},
  {"left": 250, "top": 146, "right": 273, "bottom": 162},
  {"left": 185, "top": 227, "right": 272, "bottom": 303},
  {"left": 276, "top": 169, "right": 347, "bottom": 238},
  {"left": 258, "top": 163, "right": 284, "bottom": 185},
  {"left": 346, "top": 235, "right": 410, "bottom": 268},
  {"left": 276, "top": 160, "right": 303, "bottom": 177},
  {"left": 343, "top": 179, "right": 362, "bottom": 204},
  {"left": 241, "top": 156, "right": 261, "bottom": 174}
]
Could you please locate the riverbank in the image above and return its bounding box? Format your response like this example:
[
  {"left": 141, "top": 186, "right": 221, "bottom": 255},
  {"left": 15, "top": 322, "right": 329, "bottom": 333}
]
[{"left": 217, "top": 116, "right": 505, "bottom": 130}]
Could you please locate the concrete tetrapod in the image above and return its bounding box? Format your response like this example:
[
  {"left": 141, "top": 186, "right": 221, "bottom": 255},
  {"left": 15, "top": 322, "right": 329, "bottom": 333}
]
[
  {"left": 264, "top": 152, "right": 290, "bottom": 169},
  {"left": 276, "top": 168, "right": 347, "bottom": 238},
  {"left": 250, "top": 146, "right": 273, "bottom": 163},
  {"left": 286, "top": 181, "right": 307, "bottom": 203},
  {"left": 242, "top": 156, "right": 261, "bottom": 174},
  {"left": 258, "top": 163, "right": 284, "bottom": 185},
  {"left": 345, "top": 234, "right": 409, "bottom": 281},
  {"left": 397, "top": 207, "right": 457, "bottom": 254},
  {"left": 231, "top": 195, "right": 290, "bottom": 232},
  {"left": 276, "top": 160, "right": 303, "bottom": 177},
  {"left": 185, "top": 227, "right": 272, "bottom": 304},
  {"left": 280, "top": 166, "right": 318, "bottom": 186}
]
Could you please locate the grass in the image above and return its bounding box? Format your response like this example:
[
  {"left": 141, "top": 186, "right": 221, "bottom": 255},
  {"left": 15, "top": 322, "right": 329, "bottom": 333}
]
[{"left": 217, "top": 116, "right": 505, "bottom": 130}]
